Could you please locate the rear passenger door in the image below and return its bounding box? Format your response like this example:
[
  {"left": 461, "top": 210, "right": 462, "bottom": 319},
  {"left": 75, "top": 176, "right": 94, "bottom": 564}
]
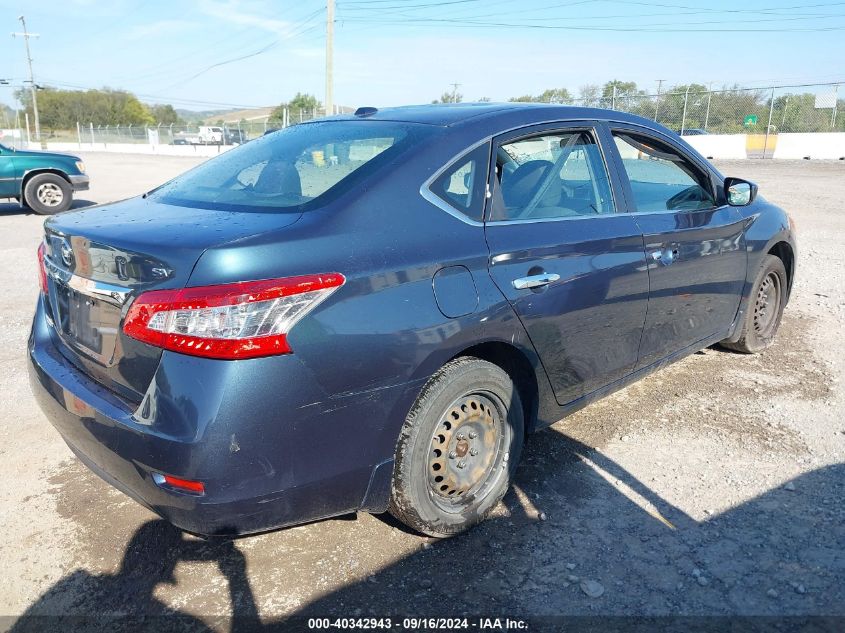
[
  {"left": 607, "top": 127, "right": 747, "bottom": 368},
  {"left": 484, "top": 122, "right": 650, "bottom": 406}
]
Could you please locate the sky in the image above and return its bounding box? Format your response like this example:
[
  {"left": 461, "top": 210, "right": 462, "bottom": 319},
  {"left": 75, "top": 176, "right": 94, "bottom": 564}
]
[{"left": 1, "top": 0, "right": 844, "bottom": 112}]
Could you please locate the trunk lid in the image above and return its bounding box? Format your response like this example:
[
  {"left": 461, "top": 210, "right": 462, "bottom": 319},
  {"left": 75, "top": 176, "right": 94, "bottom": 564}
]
[{"left": 42, "top": 196, "right": 302, "bottom": 402}]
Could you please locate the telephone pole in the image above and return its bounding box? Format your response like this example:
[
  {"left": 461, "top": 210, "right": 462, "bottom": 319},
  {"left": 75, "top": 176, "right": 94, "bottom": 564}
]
[
  {"left": 450, "top": 83, "right": 461, "bottom": 103},
  {"left": 12, "top": 16, "right": 40, "bottom": 142},
  {"left": 653, "top": 78, "right": 665, "bottom": 122},
  {"left": 325, "top": 0, "right": 334, "bottom": 116}
]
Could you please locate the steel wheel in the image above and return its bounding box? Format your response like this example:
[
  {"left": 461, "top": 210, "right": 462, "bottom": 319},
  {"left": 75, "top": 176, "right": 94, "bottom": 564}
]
[
  {"left": 36, "top": 182, "right": 64, "bottom": 208},
  {"left": 389, "top": 357, "right": 524, "bottom": 537},
  {"left": 753, "top": 271, "right": 781, "bottom": 337},
  {"left": 427, "top": 392, "right": 507, "bottom": 512},
  {"left": 719, "top": 254, "right": 788, "bottom": 354}
]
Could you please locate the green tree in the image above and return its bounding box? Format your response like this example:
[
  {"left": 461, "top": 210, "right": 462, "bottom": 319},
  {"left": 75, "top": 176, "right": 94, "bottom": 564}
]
[
  {"left": 289, "top": 93, "right": 321, "bottom": 111},
  {"left": 1, "top": 102, "right": 15, "bottom": 127},
  {"left": 600, "top": 80, "right": 644, "bottom": 110},
  {"left": 507, "top": 88, "right": 572, "bottom": 104},
  {"left": 269, "top": 93, "right": 322, "bottom": 125},
  {"left": 578, "top": 84, "right": 600, "bottom": 106},
  {"left": 16, "top": 87, "right": 155, "bottom": 130},
  {"left": 432, "top": 90, "right": 463, "bottom": 104},
  {"left": 537, "top": 88, "right": 573, "bottom": 104},
  {"left": 149, "top": 104, "right": 183, "bottom": 125}
]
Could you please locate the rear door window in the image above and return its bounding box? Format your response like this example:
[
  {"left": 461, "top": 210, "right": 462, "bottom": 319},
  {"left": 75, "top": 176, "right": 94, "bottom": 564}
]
[{"left": 612, "top": 132, "right": 716, "bottom": 212}]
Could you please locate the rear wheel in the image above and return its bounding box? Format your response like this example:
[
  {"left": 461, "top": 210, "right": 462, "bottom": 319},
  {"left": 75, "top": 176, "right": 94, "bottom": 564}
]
[
  {"left": 389, "top": 357, "right": 524, "bottom": 537},
  {"left": 721, "top": 254, "right": 788, "bottom": 353},
  {"left": 23, "top": 173, "right": 73, "bottom": 215}
]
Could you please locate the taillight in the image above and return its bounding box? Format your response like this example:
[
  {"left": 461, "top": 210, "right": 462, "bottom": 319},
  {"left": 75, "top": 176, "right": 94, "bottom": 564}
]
[
  {"left": 37, "top": 242, "right": 48, "bottom": 294},
  {"left": 123, "top": 273, "right": 345, "bottom": 359}
]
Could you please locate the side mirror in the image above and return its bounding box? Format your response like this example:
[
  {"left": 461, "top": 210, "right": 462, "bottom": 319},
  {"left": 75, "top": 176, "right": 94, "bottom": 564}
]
[{"left": 724, "top": 177, "right": 758, "bottom": 206}]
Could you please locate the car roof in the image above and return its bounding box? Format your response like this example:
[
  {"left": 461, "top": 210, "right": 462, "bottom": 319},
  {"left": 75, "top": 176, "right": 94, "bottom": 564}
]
[{"left": 331, "top": 102, "right": 660, "bottom": 130}]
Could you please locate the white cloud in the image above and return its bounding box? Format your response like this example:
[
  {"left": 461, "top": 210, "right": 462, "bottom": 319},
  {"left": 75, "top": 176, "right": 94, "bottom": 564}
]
[
  {"left": 196, "top": 0, "right": 307, "bottom": 38},
  {"left": 125, "top": 19, "right": 198, "bottom": 40}
]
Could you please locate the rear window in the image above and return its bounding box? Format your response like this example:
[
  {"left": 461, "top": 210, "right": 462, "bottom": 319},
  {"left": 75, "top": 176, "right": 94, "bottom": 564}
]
[{"left": 151, "top": 121, "right": 431, "bottom": 213}]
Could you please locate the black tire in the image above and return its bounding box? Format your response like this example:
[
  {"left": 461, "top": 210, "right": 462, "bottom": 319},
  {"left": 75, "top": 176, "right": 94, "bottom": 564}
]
[
  {"left": 23, "top": 173, "right": 73, "bottom": 215},
  {"left": 721, "top": 254, "right": 788, "bottom": 354},
  {"left": 389, "top": 357, "right": 524, "bottom": 537}
]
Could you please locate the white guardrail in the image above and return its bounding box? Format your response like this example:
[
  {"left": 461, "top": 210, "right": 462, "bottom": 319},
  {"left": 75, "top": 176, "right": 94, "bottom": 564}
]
[
  {"left": 24, "top": 142, "right": 236, "bottom": 157},
  {"left": 682, "top": 133, "right": 845, "bottom": 160},
  {"left": 23, "top": 134, "right": 845, "bottom": 160}
]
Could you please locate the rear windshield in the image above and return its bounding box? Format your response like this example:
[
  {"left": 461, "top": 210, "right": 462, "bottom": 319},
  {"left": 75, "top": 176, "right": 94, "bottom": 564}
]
[{"left": 151, "top": 121, "right": 431, "bottom": 213}]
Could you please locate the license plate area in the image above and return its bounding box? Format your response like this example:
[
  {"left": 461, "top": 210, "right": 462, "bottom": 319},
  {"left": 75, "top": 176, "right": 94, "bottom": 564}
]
[{"left": 54, "top": 281, "right": 121, "bottom": 365}]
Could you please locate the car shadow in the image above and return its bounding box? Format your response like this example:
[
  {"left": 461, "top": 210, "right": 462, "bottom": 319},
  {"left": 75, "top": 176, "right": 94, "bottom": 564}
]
[
  {"left": 0, "top": 199, "right": 97, "bottom": 216},
  {"left": 9, "top": 429, "right": 845, "bottom": 631}
]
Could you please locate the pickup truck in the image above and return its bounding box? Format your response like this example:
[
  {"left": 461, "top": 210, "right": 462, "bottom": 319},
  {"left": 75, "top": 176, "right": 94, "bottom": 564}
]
[{"left": 0, "top": 143, "right": 88, "bottom": 214}]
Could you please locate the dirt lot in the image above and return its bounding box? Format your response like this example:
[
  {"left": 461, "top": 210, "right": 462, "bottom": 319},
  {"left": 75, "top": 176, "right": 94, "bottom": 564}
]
[{"left": 0, "top": 153, "right": 843, "bottom": 628}]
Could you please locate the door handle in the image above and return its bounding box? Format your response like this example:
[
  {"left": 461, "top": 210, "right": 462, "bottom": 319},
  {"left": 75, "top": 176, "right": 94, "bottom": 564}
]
[
  {"left": 650, "top": 248, "right": 679, "bottom": 265},
  {"left": 512, "top": 273, "right": 560, "bottom": 290}
]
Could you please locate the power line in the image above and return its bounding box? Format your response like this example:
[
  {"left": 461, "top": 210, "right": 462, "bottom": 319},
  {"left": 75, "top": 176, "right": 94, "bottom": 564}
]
[
  {"left": 338, "top": 0, "right": 845, "bottom": 31},
  {"left": 88, "top": 7, "right": 326, "bottom": 91}
]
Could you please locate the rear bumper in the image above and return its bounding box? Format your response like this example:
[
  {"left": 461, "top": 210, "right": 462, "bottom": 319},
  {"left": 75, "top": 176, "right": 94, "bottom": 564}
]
[
  {"left": 68, "top": 174, "right": 89, "bottom": 192},
  {"left": 28, "top": 298, "right": 413, "bottom": 535}
]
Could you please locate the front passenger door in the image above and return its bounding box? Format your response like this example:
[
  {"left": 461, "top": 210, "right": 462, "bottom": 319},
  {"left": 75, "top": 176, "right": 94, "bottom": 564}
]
[
  {"left": 608, "top": 129, "right": 747, "bottom": 369},
  {"left": 484, "top": 123, "right": 649, "bottom": 406}
]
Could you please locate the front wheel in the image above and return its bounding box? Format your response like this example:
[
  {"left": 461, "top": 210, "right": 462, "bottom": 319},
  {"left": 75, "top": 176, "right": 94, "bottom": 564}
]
[
  {"left": 389, "top": 357, "right": 524, "bottom": 537},
  {"left": 23, "top": 173, "right": 73, "bottom": 215},
  {"left": 721, "top": 254, "right": 788, "bottom": 353}
]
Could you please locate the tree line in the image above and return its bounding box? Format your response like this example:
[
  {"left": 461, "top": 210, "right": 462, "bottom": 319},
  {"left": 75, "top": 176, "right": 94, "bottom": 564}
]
[
  {"left": 7, "top": 83, "right": 843, "bottom": 135},
  {"left": 13, "top": 88, "right": 184, "bottom": 131},
  {"left": 435, "top": 80, "right": 845, "bottom": 133}
]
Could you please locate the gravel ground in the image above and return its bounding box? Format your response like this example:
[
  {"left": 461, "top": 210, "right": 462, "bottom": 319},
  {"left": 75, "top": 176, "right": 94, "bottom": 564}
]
[{"left": 0, "top": 153, "right": 843, "bottom": 628}]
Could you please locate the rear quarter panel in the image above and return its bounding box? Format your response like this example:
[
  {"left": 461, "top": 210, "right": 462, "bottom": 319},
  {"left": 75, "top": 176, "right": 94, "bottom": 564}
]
[{"left": 184, "top": 131, "right": 554, "bottom": 507}]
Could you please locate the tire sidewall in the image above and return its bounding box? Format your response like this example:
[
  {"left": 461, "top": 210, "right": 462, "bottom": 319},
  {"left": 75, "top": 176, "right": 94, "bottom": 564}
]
[
  {"left": 391, "top": 359, "right": 524, "bottom": 537},
  {"left": 24, "top": 174, "right": 73, "bottom": 215},
  {"left": 743, "top": 255, "right": 788, "bottom": 352}
]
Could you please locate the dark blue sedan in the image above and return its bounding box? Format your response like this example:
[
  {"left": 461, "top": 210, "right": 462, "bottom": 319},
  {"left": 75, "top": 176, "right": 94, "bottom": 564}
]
[{"left": 28, "top": 103, "right": 796, "bottom": 537}]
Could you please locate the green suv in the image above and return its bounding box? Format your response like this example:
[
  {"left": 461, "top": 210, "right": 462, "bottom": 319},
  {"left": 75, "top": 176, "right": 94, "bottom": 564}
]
[{"left": 0, "top": 143, "right": 89, "bottom": 215}]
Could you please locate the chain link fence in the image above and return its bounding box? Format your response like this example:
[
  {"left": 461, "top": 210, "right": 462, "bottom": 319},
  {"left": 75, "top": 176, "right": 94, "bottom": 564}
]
[
  {"left": 7, "top": 83, "right": 843, "bottom": 151},
  {"left": 560, "top": 82, "right": 843, "bottom": 135},
  {"left": 16, "top": 105, "right": 346, "bottom": 147}
]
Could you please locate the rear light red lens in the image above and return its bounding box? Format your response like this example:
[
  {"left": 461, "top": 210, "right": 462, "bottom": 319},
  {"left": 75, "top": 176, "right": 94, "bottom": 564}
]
[
  {"left": 37, "top": 242, "right": 48, "bottom": 294},
  {"left": 154, "top": 473, "right": 205, "bottom": 495},
  {"left": 123, "top": 273, "right": 345, "bottom": 359}
]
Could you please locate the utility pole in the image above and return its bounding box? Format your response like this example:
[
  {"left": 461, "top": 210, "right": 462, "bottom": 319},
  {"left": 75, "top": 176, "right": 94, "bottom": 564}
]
[
  {"left": 654, "top": 79, "right": 665, "bottom": 122},
  {"left": 325, "top": 0, "right": 334, "bottom": 116},
  {"left": 12, "top": 15, "right": 41, "bottom": 142},
  {"left": 449, "top": 83, "right": 461, "bottom": 103}
]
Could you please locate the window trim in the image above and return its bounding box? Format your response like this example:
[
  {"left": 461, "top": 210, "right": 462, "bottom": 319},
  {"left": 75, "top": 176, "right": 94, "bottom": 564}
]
[
  {"left": 419, "top": 138, "right": 490, "bottom": 227},
  {"left": 419, "top": 116, "right": 724, "bottom": 226},
  {"left": 485, "top": 121, "right": 622, "bottom": 225},
  {"left": 606, "top": 124, "right": 721, "bottom": 215}
]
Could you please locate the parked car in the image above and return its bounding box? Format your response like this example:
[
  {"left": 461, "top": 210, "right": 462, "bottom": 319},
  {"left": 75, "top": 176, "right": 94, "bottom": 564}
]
[
  {"left": 224, "top": 128, "right": 248, "bottom": 145},
  {"left": 680, "top": 128, "right": 709, "bottom": 135},
  {"left": 0, "top": 143, "right": 88, "bottom": 214},
  {"left": 172, "top": 127, "right": 225, "bottom": 146},
  {"left": 29, "top": 104, "right": 796, "bottom": 537}
]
